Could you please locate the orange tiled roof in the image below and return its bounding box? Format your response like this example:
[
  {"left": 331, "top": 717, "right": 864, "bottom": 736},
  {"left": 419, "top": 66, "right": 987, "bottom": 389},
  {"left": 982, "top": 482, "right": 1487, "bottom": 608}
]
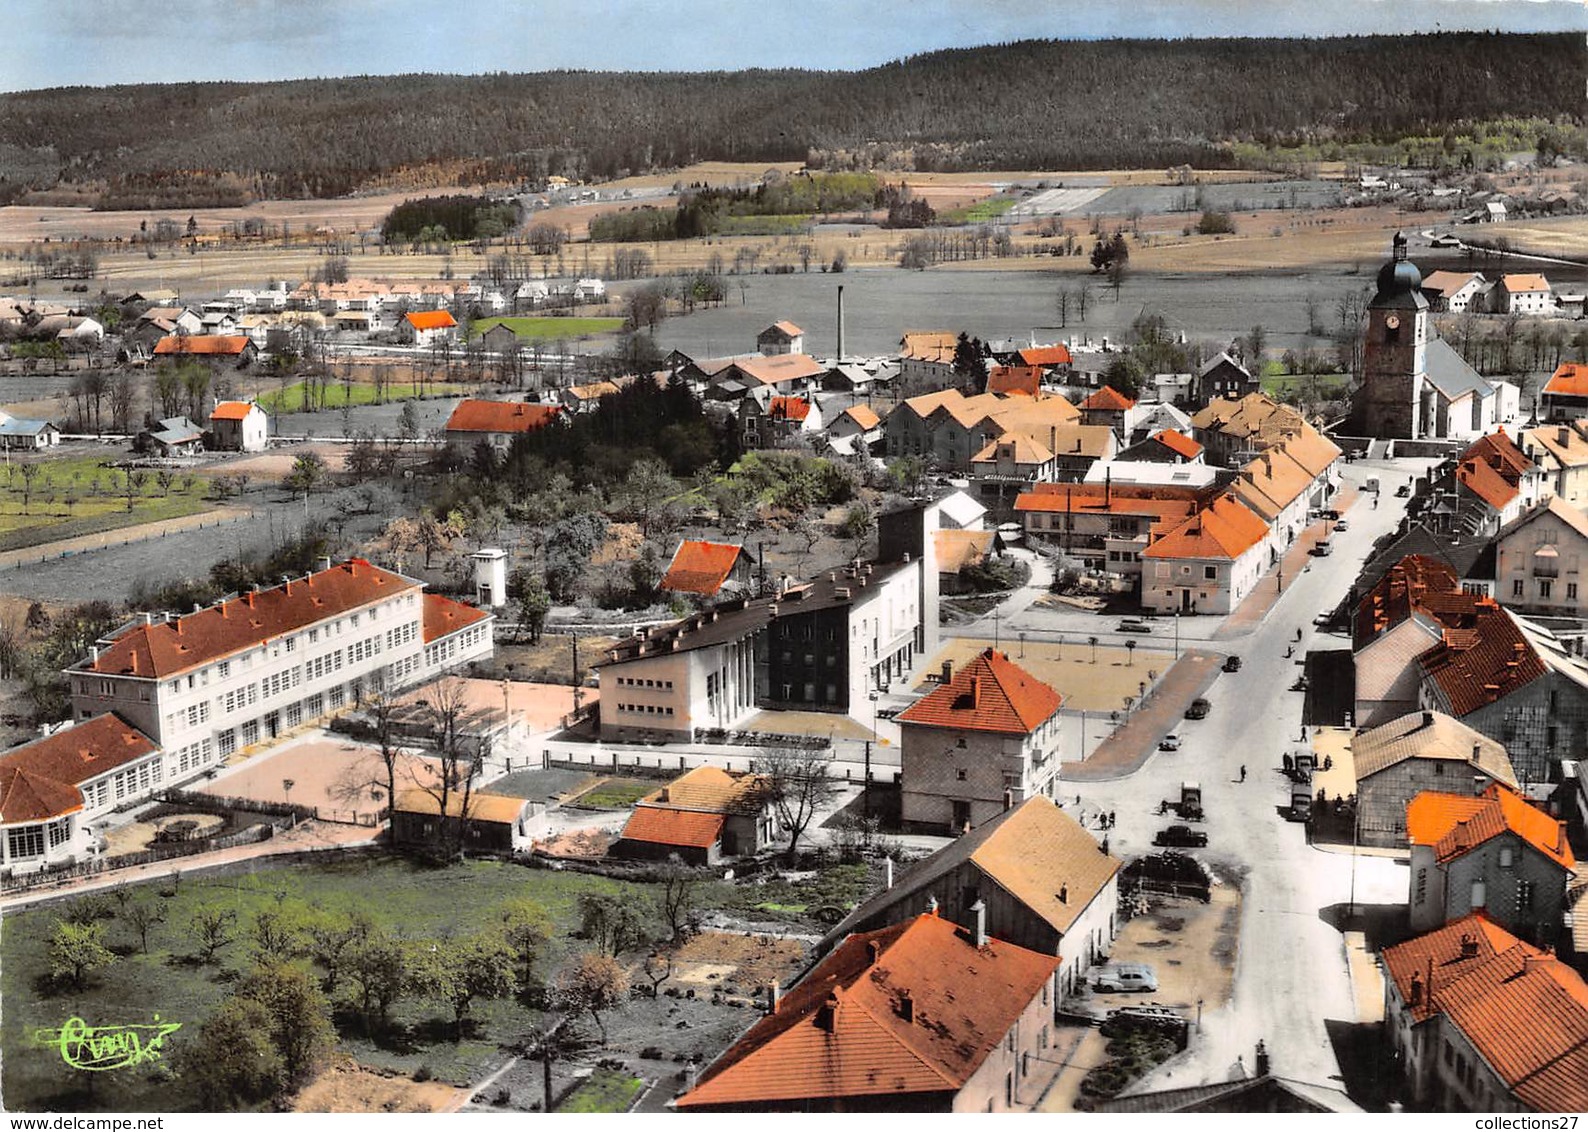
[
  {"left": 899, "top": 331, "right": 958, "bottom": 363},
  {"left": 1418, "top": 604, "right": 1546, "bottom": 716},
  {"left": 986, "top": 394, "right": 1080, "bottom": 433},
  {"left": 152, "top": 335, "right": 251, "bottom": 356},
  {"left": 1382, "top": 914, "right": 1588, "bottom": 1111},
  {"left": 1543, "top": 363, "right": 1588, "bottom": 400},
  {"left": 620, "top": 805, "right": 725, "bottom": 849},
  {"left": 75, "top": 559, "right": 419, "bottom": 680},
  {"left": 422, "top": 593, "right": 490, "bottom": 644},
  {"left": 676, "top": 912, "right": 1060, "bottom": 1109},
  {"left": 444, "top": 399, "right": 561, "bottom": 434},
  {"left": 1143, "top": 493, "right": 1268, "bottom": 562},
  {"left": 933, "top": 529, "right": 995, "bottom": 573},
  {"left": 1457, "top": 454, "right": 1520, "bottom": 511},
  {"left": 404, "top": 310, "right": 457, "bottom": 331},
  {"left": 763, "top": 320, "right": 803, "bottom": 338},
  {"left": 1018, "top": 344, "right": 1072, "bottom": 368},
  {"left": 898, "top": 648, "right": 1061, "bottom": 735},
  {"left": 393, "top": 788, "right": 526, "bottom": 824},
  {"left": 1234, "top": 446, "right": 1315, "bottom": 521},
  {"left": 0, "top": 714, "right": 157, "bottom": 823},
  {"left": 1153, "top": 429, "right": 1202, "bottom": 460},
  {"left": 838, "top": 405, "right": 880, "bottom": 431},
  {"left": 985, "top": 365, "right": 1042, "bottom": 398},
  {"left": 971, "top": 433, "right": 1054, "bottom": 466},
  {"left": 210, "top": 400, "right": 260, "bottom": 422},
  {"left": 1407, "top": 782, "right": 1574, "bottom": 870},
  {"left": 769, "top": 396, "right": 812, "bottom": 422},
  {"left": 660, "top": 541, "right": 744, "bottom": 597},
  {"left": 1081, "top": 385, "right": 1135, "bottom": 411},
  {"left": 730, "top": 354, "right": 826, "bottom": 386},
  {"left": 1014, "top": 481, "right": 1200, "bottom": 534},
  {"left": 642, "top": 765, "right": 767, "bottom": 816},
  {"left": 1499, "top": 274, "right": 1551, "bottom": 294}
]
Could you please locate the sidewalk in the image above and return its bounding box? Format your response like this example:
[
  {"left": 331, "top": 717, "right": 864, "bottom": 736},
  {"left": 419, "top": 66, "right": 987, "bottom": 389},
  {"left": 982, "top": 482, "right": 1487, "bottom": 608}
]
[
  {"left": 1063, "top": 648, "right": 1221, "bottom": 781},
  {"left": 1216, "top": 485, "right": 1360, "bottom": 638}
]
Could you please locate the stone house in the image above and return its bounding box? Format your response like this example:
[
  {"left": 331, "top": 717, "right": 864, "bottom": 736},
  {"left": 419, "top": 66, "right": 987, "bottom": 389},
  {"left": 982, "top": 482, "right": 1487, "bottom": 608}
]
[
  {"left": 610, "top": 765, "right": 775, "bottom": 865},
  {"left": 1494, "top": 496, "right": 1588, "bottom": 617},
  {"left": 1407, "top": 782, "right": 1575, "bottom": 947},
  {"left": 1351, "top": 710, "right": 1518, "bottom": 848},
  {"left": 898, "top": 648, "right": 1062, "bottom": 834}
]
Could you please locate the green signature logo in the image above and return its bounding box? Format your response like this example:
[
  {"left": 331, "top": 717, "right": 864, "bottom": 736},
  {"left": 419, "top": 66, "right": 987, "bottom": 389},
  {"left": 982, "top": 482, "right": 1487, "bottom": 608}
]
[{"left": 33, "top": 1015, "right": 182, "bottom": 1072}]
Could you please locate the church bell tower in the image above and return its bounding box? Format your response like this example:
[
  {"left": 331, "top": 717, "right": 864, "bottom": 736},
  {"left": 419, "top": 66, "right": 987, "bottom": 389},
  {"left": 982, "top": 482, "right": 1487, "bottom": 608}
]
[{"left": 1357, "top": 232, "right": 1429, "bottom": 439}]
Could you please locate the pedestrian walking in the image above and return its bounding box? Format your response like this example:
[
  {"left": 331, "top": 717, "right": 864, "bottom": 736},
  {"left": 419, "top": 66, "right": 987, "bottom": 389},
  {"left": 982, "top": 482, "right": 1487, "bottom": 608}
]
[
  {"left": 1282, "top": 753, "right": 1293, "bottom": 772},
  {"left": 1108, "top": 810, "right": 1116, "bottom": 829},
  {"left": 1239, "top": 764, "right": 1247, "bottom": 782}
]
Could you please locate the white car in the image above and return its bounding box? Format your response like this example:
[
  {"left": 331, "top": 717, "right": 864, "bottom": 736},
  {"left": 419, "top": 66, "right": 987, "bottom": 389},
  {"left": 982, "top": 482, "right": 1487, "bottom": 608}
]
[{"left": 1159, "top": 733, "right": 1182, "bottom": 751}]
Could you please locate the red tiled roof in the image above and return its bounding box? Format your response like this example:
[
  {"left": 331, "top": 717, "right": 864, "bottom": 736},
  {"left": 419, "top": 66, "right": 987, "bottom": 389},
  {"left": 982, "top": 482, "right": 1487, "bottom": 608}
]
[
  {"left": 444, "top": 399, "right": 561, "bottom": 434},
  {"left": 1353, "top": 555, "right": 1473, "bottom": 650},
  {"left": 619, "top": 805, "right": 725, "bottom": 850},
  {"left": 1081, "top": 385, "right": 1135, "bottom": 411},
  {"left": 660, "top": 541, "right": 744, "bottom": 597},
  {"left": 152, "top": 335, "right": 251, "bottom": 356},
  {"left": 1544, "top": 363, "right": 1588, "bottom": 400},
  {"left": 1018, "top": 344, "right": 1073, "bottom": 368},
  {"left": 1143, "top": 493, "right": 1268, "bottom": 562},
  {"left": 838, "top": 405, "right": 880, "bottom": 431},
  {"left": 1456, "top": 431, "right": 1534, "bottom": 512},
  {"left": 1418, "top": 604, "right": 1546, "bottom": 716},
  {"left": 985, "top": 365, "right": 1042, "bottom": 398},
  {"left": 404, "top": 310, "right": 457, "bottom": 331},
  {"left": 1153, "top": 429, "right": 1201, "bottom": 460},
  {"left": 769, "top": 396, "right": 812, "bottom": 422},
  {"left": 1499, "top": 274, "right": 1551, "bottom": 294},
  {"left": 1383, "top": 914, "right": 1588, "bottom": 1112},
  {"left": 1407, "top": 782, "right": 1575, "bottom": 870},
  {"left": 676, "top": 912, "right": 1060, "bottom": 1109},
  {"left": 210, "top": 400, "right": 259, "bottom": 422},
  {"left": 898, "top": 648, "right": 1061, "bottom": 735},
  {"left": 0, "top": 714, "right": 157, "bottom": 823},
  {"left": 76, "top": 559, "right": 419, "bottom": 680},
  {"left": 422, "top": 593, "right": 490, "bottom": 644}
]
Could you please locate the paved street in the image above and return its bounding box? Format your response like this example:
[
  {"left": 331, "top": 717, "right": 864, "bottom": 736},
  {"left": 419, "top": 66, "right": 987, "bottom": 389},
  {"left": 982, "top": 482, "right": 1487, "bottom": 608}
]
[{"left": 988, "top": 458, "right": 1427, "bottom": 1094}]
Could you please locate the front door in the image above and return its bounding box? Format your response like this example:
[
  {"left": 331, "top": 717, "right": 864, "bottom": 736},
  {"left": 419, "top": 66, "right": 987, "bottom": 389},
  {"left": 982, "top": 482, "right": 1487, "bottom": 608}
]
[{"left": 1181, "top": 589, "right": 1192, "bottom": 612}]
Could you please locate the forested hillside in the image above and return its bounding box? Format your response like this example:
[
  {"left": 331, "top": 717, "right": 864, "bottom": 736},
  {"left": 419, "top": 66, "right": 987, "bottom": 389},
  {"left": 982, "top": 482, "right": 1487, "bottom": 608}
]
[{"left": 0, "top": 32, "right": 1579, "bottom": 206}]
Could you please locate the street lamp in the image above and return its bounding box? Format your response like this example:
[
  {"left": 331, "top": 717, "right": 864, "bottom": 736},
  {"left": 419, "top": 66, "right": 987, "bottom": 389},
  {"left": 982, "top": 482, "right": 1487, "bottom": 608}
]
[
  {"left": 1174, "top": 611, "right": 1180, "bottom": 659},
  {"left": 1019, "top": 631, "right": 1027, "bottom": 658}
]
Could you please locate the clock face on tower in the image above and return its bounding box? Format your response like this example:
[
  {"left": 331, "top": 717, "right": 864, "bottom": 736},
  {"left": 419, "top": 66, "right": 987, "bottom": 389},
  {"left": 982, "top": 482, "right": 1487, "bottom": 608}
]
[{"left": 1385, "top": 315, "right": 1400, "bottom": 330}]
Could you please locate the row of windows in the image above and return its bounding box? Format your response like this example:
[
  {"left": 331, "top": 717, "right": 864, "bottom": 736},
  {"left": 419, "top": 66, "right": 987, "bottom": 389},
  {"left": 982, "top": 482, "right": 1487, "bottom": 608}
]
[
  {"left": 617, "top": 703, "right": 676, "bottom": 716},
  {"left": 156, "top": 600, "right": 421, "bottom": 696},
  {"left": 1512, "top": 577, "right": 1577, "bottom": 600},
  {"left": 173, "top": 738, "right": 215, "bottom": 775},
  {"left": 349, "top": 635, "right": 385, "bottom": 665},
  {"left": 614, "top": 676, "right": 674, "bottom": 689},
  {"left": 424, "top": 624, "right": 490, "bottom": 669}
]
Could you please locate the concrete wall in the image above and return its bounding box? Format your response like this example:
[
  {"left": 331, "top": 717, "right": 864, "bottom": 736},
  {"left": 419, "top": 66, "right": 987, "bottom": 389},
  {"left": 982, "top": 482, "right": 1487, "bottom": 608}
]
[
  {"left": 1358, "top": 759, "right": 1499, "bottom": 849},
  {"left": 1447, "top": 673, "right": 1588, "bottom": 786}
]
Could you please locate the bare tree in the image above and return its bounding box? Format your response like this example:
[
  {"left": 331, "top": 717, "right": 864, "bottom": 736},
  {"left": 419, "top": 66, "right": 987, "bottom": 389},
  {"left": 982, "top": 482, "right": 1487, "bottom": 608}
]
[
  {"left": 750, "top": 747, "right": 838, "bottom": 862},
  {"left": 654, "top": 855, "right": 701, "bottom": 943},
  {"left": 409, "top": 676, "right": 482, "bottom": 860}
]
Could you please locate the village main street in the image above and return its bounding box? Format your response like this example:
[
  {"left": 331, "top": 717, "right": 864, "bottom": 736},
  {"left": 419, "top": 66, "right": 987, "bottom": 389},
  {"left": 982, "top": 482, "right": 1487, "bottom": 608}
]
[{"left": 987, "top": 456, "right": 1425, "bottom": 1097}]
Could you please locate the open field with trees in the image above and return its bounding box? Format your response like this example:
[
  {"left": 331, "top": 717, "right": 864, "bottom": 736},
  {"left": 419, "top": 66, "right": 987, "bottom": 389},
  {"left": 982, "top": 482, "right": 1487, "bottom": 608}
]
[{"left": 0, "top": 455, "right": 214, "bottom": 551}]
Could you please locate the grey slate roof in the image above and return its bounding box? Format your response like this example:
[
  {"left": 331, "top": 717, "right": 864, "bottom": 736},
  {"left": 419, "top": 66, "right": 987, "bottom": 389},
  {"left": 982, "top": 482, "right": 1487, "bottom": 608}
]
[{"left": 1424, "top": 338, "right": 1492, "bottom": 403}]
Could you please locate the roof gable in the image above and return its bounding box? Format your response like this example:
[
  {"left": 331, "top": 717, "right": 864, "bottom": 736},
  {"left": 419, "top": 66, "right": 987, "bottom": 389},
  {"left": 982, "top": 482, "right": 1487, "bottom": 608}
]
[
  {"left": 444, "top": 399, "right": 561, "bottom": 434},
  {"left": 660, "top": 541, "right": 745, "bottom": 597},
  {"left": 1407, "top": 783, "right": 1574, "bottom": 869},
  {"left": 897, "top": 648, "right": 1061, "bottom": 734}
]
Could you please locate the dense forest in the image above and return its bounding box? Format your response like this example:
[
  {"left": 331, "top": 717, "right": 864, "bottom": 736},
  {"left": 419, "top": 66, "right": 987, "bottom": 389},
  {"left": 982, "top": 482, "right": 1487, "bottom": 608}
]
[{"left": 0, "top": 33, "right": 1580, "bottom": 206}]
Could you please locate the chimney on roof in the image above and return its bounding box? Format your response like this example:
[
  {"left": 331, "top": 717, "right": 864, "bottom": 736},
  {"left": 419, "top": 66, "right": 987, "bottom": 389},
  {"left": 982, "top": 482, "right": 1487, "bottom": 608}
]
[
  {"left": 970, "top": 899, "right": 987, "bottom": 948},
  {"left": 969, "top": 676, "right": 981, "bottom": 707},
  {"left": 1522, "top": 953, "right": 1553, "bottom": 976},
  {"left": 1059, "top": 884, "right": 1069, "bottom": 904},
  {"left": 867, "top": 939, "right": 881, "bottom": 964},
  {"left": 897, "top": 990, "right": 915, "bottom": 1024},
  {"left": 1460, "top": 933, "right": 1479, "bottom": 958},
  {"left": 1408, "top": 971, "right": 1423, "bottom": 1006},
  {"left": 1559, "top": 426, "right": 1570, "bottom": 447},
  {"left": 317, "top": 555, "right": 332, "bottom": 573},
  {"left": 885, "top": 857, "right": 894, "bottom": 890},
  {"left": 815, "top": 991, "right": 840, "bottom": 1032},
  {"left": 139, "top": 612, "right": 152, "bottom": 626},
  {"left": 245, "top": 591, "right": 254, "bottom": 608},
  {"left": 90, "top": 645, "right": 98, "bottom": 663},
  {"left": 1422, "top": 711, "right": 1433, "bottom": 729},
  {"left": 941, "top": 660, "right": 953, "bottom": 684},
  {"left": 768, "top": 983, "right": 781, "bottom": 1015}
]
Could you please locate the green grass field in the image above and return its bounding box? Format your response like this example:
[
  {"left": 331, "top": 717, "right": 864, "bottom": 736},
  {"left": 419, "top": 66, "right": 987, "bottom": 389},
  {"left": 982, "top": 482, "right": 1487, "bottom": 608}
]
[
  {"left": 568, "top": 778, "right": 656, "bottom": 810},
  {"left": 558, "top": 1068, "right": 646, "bottom": 1113},
  {"left": 0, "top": 853, "right": 750, "bottom": 1112},
  {"left": 257, "top": 381, "right": 470, "bottom": 414},
  {"left": 1259, "top": 372, "right": 1352, "bottom": 399},
  {"left": 0, "top": 455, "right": 214, "bottom": 552},
  {"left": 938, "top": 197, "right": 1018, "bottom": 225},
  {"left": 468, "top": 317, "right": 625, "bottom": 343}
]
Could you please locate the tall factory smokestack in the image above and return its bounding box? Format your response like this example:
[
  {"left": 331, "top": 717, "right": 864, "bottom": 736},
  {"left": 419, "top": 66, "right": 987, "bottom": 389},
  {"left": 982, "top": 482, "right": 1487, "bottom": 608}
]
[{"left": 836, "top": 285, "right": 845, "bottom": 362}]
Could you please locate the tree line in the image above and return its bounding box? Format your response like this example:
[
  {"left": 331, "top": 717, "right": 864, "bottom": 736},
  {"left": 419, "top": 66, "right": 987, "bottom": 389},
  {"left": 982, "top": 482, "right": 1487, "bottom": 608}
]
[{"left": 0, "top": 34, "right": 1579, "bottom": 206}]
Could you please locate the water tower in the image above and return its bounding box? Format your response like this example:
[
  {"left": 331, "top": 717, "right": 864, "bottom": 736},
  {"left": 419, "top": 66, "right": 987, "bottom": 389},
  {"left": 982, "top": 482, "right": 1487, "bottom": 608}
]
[{"left": 472, "top": 548, "right": 508, "bottom": 608}]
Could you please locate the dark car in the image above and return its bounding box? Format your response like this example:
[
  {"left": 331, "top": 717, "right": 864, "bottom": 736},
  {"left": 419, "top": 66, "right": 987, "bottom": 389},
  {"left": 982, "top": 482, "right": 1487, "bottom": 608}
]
[
  {"left": 1222, "top": 655, "right": 1242, "bottom": 673},
  {"left": 1117, "top": 620, "right": 1153, "bottom": 634},
  {"left": 1184, "top": 698, "right": 1211, "bottom": 720},
  {"left": 1153, "top": 824, "right": 1208, "bottom": 848}
]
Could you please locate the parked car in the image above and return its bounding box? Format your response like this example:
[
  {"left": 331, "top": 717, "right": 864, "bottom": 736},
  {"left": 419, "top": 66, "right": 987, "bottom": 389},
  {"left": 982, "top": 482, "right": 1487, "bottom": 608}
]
[
  {"left": 1313, "top": 611, "right": 1333, "bottom": 627},
  {"left": 1158, "top": 733, "right": 1182, "bottom": 751},
  {"left": 1310, "top": 540, "right": 1333, "bottom": 557},
  {"left": 1154, "top": 824, "right": 1209, "bottom": 848},
  {"left": 1117, "top": 620, "right": 1153, "bottom": 634},
  {"left": 1333, "top": 519, "right": 1349, "bottom": 532},
  {"left": 1184, "top": 698, "right": 1211, "bottom": 720},
  {"left": 1222, "top": 655, "right": 1242, "bottom": 673},
  {"left": 1092, "top": 963, "right": 1159, "bottom": 993}
]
